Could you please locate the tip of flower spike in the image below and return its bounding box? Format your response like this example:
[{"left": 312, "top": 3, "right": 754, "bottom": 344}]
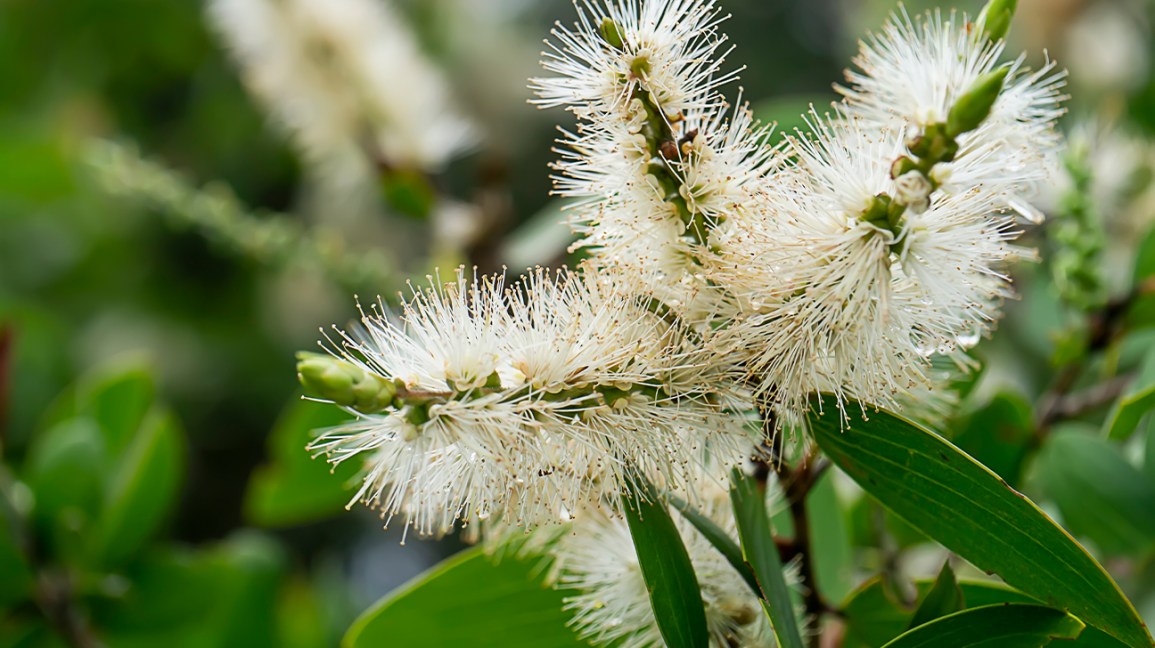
[
  {"left": 946, "top": 67, "right": 1010, "bottom": 138},
  {"left": 296, "top": 352, "right": 396, "bottom": 414},
  {"left": 979, "top": 0, "right": 1018, "bottom": 42}
]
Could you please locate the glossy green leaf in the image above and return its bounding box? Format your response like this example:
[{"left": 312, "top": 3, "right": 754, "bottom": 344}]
[
  {"left": 730, "top": 468, "right": 804, "bottom": 648},
  {"left": 1128, "top": 225, "right": 1155, "bottom": 330},
  {"left": 841, "top": 576, "right": 914, "bottom": 648},
  {"left": 1136, "top": 225, "right": 1155, "bottom": 285},
  {"left": 1036, "top": 426, "right": 1155, "bottom": 556},
  {"left": 23, "top": 418, "right": 106, "bottom": 561},
  {"left": 808, "top": 470, "right": 854, "bottom": 603},
  {"left": 625, "top": 478, "right": 709, "bottom": 648},
  {"left": 670, "top": 494, "right": 760, "bottom": 595},
  {"left": 89, "top": 407, "right": 184, "bottom": 567},
  {"left": 907, "top": 562, "right": 962, "bottom": 630},
  {"left": 1104, "top": 346, "right": 1155, "bottom": 440},
  {"left": 92, "top": 548, "right": 221, "bottom": 633},
  {"left": 1069, "top": 627, "right": 1134, "bottom": 647},
  {"left": 244, "top": 398, "right": 359, "bottom": 527},
  {"left": 951, "top": 391, "right": 1035, "bottom": 485},
  {"left": 344, "top": 547, "right": 587, "bottom": 648},
  {"left": 881, "top": 604, "right": 1084, "bottom": 647},
  {"left": 41, "top": 362, "right": 156, "bottom": 457},
  {"left": 97, "top": 533, "right": 285, "bottom": 648},
  {"left": 809, "top": 395, "right": 1152, "bottom": 647},
  {"left": 841, "top": 576, "right": 1037, "bottom": 648},
  {"left": 191, "top": 533, "right": 285, "bottom": 648}
]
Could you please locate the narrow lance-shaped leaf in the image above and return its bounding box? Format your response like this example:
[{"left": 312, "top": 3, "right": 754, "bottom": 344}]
[
  {"left": 623, "top": 477, "right": 709, "bottom": 648},
  {"left": 729, "top": 469, "right": 805, "bottom": 648},
  {"left": 1104, "top": 345, "right": 1155, "bottom": 440},
  {"left": 88, "top": 407, "right": 184, "bottom": 568},
  {"left": 669, "top": 495, "right": 760, "bottom": 596},
  {"left": 808, "top": 395, "right": 1152, "bottom": 647},
  {"left": 807, "top": 470, "right": 854, "bottom": 603},
  {"left": 244, "top": 398, "right": 359, "bottom": 528},
  {"left": 1036, "top": 426, "right": 1155, "bottom": 557},
  {"left": 906, "top": 562, "right": 963, "bottom": 630},
  {"left": 841, "top": 576, "right": 1039, "bottom": 648},
  {"left": 882, "top": 604, "right": 1084, "bottom": 648}
]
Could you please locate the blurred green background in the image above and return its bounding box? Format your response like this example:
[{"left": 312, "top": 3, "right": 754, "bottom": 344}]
[{"left": 3, "top": 0, "right": 1155, "bottom": 645}]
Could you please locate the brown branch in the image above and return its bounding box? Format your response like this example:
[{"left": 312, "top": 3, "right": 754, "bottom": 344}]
[
  {"left": 758, "top": 446, "right": 835, "bottom": 648},
  {"left": 35, "top": 571, "right": 100, "bottom": 648},
  {"left": 1045, "top": 372, "right": 1134, "bottom": 423}
]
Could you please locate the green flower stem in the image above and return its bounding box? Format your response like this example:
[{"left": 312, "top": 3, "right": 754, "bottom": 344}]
[
  {"left": 296, "top": 352, "right": 690, "bottom": 424},
  {"left": 600, "top": 19, "right": 711, "bottom": 247}
]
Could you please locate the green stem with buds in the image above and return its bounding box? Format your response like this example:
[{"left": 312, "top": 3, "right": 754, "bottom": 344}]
[{"left": 600, "top": 20, "right": 712, "bottom": 247}]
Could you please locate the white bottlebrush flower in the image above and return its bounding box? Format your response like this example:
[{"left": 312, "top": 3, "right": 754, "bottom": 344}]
[
  {"left": 207, "top": 0, "right": 475, "bottom": 178},
  {"left": 715, "top": 111, "right": 1024, "bottom": 417},
  {"left": 532, "top": 0, "right": 784, "bottom": 326},
  {"left": 553, "top": 473, "right": 794, "bottom": 648},
  {"left": 531, "top": 0, "right": 736, "bottom": 119},
  {"left": 310, "top": 267, "right": 750, "bottom": 537},
  {"left": 838, "top": 8, "right": 1066, "bottom": 219}
]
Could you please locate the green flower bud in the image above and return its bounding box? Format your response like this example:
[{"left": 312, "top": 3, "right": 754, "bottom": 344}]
[
  {"left": 599, "top": 18, "right": 625, "bottom": 50},
  {"left": 861, "top": 193, "right": 905, "bottom": 232},
  {"left": 890, "top": 156, "right": 920, "bottom": 179},
  {"left": 946, "top": 67, "right": 1009, "bottom": 138},
  {"left": 296, "top": 352, "right": 396, "bottom": 414},
  {"left": 979, "top": 0, "right": 1017, "bottom": 42}
]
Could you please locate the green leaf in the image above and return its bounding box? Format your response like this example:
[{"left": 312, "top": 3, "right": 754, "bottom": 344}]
[
  {"left": 951, "top": 391, "right": 1035, "bottom": 485},
  {"left": 41, "top": 361, "right": 156, "bottom": 457},
  {"left": 841, "top": 577, "right": 914, "bottom": 648},
  {"left": 1144, "top": 417, "right": 1155, "bottom": 479},
  {"left": 344, "top": 547, "right": 587, "bottom": 648},
  {"left": 1035, "top": 426, "right": 1155, "bottom": 556},
  {"left": 23, "top": 418, "right": 106, "bottom": 562},
  {"left": 97, "top": 533, "right": 285, "bottom": 648},
  {"left": 624, "top": 478, "right": 709, "bottom": 648},
  {"left": 841, "top": 577, "right": 1038, "bottom": 648},
  {"left": 881, "top": 603, "right": 1084, "bottom": 648},
  {"left": 244, "top": 398, "right": 359, "bottom": 527},
  {"left": 808, "top": 395, "right": 1152, "bottom": 647},
  {"left": 1104, "top": 346, "right": 1155, "bottom": 440},
  {"left": 1128, "top": 226, "right": 1155, "bottom": 330},
  {"left": 670, "top": 494, "right": 760, "bottom": 595},
  {"left": 730, "top": 469, "right": 805, "bottom": 648},
  {"left": 1134, "top": 224, "right": 1155, "bottom": 286},
  {"left": 808, "top": 469, "right": 854, "bottom": 603},
  {"left": 1069, "top": 627, "right": 1134, "bottom": 647},
  {"left": 906, "top": 562, "right": 962, "bottom": 630},
  {"left": 88, "top": 407, "right": 184, "bottom": 567},
  {"left": 91, "top": 548, "right": 221, "bottom": 633},
  {"left": 186, "top": 533, "right": 286, "bottom": 648}
]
